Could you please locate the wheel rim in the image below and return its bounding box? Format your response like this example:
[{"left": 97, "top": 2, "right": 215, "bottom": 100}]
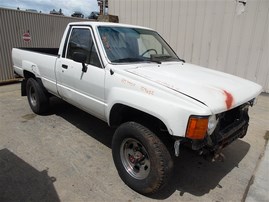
[
  {"left": 120, "top": 138, "right": 150, "bottom": 180},
  {"left": 29, "top": 85, "right": 37, "bottom": 107}
]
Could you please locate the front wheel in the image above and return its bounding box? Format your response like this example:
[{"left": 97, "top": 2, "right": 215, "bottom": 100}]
[{"left": 112, "top": 122, "right": 173, "bottom": 195}]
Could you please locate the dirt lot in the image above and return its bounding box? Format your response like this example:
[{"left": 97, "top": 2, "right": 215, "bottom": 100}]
[{"left": 0, "top": 83, "right": 268, "bottom": 201}]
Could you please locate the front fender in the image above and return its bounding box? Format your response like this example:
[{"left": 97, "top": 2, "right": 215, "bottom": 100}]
[{"left": 106, "top": 87, "right": 210, "bottom": 137}]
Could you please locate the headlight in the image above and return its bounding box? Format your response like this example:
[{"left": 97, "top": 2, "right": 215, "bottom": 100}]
[{"left": 207, "top": 115, "right": 218, "bottom": 135}]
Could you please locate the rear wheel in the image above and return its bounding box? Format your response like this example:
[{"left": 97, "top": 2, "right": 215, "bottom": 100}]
[
  {"left": 26, "top": 78, "right": 49, "bottom": 114},
  {"left": 112, "top": 122, "right": 173, "bottom": 195}
]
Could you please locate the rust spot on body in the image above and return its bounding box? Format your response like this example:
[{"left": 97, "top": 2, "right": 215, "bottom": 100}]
[{"left": 223, "top": 90, "right": 233, "bottom": 110}]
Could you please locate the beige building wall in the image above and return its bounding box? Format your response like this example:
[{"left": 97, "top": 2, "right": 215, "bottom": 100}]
[{"left": 109, "top": 0, "right": 269, "bottom": 92}]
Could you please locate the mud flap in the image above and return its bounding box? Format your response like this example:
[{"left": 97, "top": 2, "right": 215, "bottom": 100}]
[{"left": 21, "top": 79, "right": 27, "bottom": 96}]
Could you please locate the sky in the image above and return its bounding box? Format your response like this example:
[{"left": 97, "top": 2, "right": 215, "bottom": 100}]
[{"left": 0, "top": 0, "right": 99, "bottom": 17}]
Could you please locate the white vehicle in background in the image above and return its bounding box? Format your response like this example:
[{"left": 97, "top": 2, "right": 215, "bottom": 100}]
[{"left": 12, "top": 22, "right": 262, "bottom": 195}]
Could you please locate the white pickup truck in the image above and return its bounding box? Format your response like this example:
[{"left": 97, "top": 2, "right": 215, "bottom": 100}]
[{"left": 13, "top": 22, "right": 262, "bottom": 195}]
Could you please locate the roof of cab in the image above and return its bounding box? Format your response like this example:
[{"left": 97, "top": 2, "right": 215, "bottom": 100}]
[{"left": 68, "top": 21, "right": 154, "bottom": 30}]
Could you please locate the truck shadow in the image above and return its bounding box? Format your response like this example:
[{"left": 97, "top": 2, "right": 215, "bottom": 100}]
[
  {"left": 48, "top": 97, "right": 250, "bottom": 199},
  {"left": 152, "top": 139, "right": 250, "bottom": 199},
  {"left": 0, "top": 148, "right": 60, "bottom": 202},
  {"left": 49, "top": 97, "right": 115, "bottom": 148}
]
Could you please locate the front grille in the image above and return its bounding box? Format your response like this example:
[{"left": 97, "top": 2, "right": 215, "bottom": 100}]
[
  {"left": 218, "top": 106, "right": 242, "bottom": 129},
  {"left": 210, "top": 103, "right": 250, "bottom": 145}
]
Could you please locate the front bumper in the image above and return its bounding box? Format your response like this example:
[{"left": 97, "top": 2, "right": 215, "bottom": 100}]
[{"left": 191, "top": 102, "right": 250, "bottom": 152}]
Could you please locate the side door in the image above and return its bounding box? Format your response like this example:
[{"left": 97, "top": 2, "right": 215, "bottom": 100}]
[{"left": 56, "top": 26, "right": 106, "bottom": 120}]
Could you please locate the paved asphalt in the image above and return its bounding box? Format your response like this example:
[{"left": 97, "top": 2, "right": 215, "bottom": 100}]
[
  {"left": 245, "top": 132, "right": 269, "bottom": 202},
  {"left": 0, "top": 83, "right": 268, "bottom": 201}
]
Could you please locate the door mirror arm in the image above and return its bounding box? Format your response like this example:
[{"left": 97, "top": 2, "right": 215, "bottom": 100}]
[
  {"left": 82, "top": 63, "right": 87, "bottom": 73},
  {"left": 73, "top": 52, "right": 88, "bottom": 73}
]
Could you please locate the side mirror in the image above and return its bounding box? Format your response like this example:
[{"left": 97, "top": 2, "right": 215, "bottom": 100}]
[{"left": 73, "top": 52, "right": 88, "bottom": 73}]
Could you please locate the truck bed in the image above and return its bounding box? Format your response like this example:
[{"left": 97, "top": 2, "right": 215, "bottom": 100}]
[
  {"left": 18, "top": 48, "right": 59, "bottom": 56},
  {"left": 12, "top": 47, "right": 60, "bottom": 95}
]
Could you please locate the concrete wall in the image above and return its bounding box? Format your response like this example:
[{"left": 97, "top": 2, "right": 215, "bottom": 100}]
[
  {"left": 109, "top": 0, "right": 269, "bottom": 92},
  {"left": 0, "top": 8, "right": 88, "bottom": 83}
]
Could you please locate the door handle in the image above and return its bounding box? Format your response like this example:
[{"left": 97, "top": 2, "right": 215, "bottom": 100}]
[{"left": 62, "top": 64, "right": 68, "bottom": 69}]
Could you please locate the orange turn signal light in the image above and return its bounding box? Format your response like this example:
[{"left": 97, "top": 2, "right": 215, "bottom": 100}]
[{"left": 186, "top": 116, "right": 209, "bottom": 140}]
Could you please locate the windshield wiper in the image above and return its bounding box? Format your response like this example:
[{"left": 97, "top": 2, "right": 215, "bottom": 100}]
[
  {"left": 150, "top": 54, "right": 182, "bottom": 64},
  {"left": 111, "top": 57, "right": 149, "bottom": 63}
]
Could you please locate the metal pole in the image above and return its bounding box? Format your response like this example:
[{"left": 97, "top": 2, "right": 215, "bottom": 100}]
[{"left": 103, "top": 0, "right": 106, "bottom": 15}]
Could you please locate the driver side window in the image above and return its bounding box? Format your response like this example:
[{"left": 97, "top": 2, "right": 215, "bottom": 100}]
[{"left": 66, "top": 28, "right": 101, "bottom": 68}]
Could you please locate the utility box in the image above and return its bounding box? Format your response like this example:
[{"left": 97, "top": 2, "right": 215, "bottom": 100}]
[{"left": 97, "top": 15, "right": 118, "bottom": 23}]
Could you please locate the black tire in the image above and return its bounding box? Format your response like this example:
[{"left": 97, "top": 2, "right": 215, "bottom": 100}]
[
  {"left": 112, "top": 122, "right": 173, "bottom": 195},
  {"left": 26, "top": 78, "right": 49, "bottom": 114}
]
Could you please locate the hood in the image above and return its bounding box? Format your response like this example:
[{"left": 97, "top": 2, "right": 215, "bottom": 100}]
[{"left": 126, "top": 62, "right": 262, "bottom": 113}]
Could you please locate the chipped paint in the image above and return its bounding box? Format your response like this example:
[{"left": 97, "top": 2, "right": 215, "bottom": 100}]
[{"left": 223, "top": 90, "right": 233, "bottom": 110}]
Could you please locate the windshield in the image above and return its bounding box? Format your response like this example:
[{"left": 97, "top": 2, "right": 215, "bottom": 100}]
[{"left": 98, "top": 26, "right": 182, "bottom": 64}]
